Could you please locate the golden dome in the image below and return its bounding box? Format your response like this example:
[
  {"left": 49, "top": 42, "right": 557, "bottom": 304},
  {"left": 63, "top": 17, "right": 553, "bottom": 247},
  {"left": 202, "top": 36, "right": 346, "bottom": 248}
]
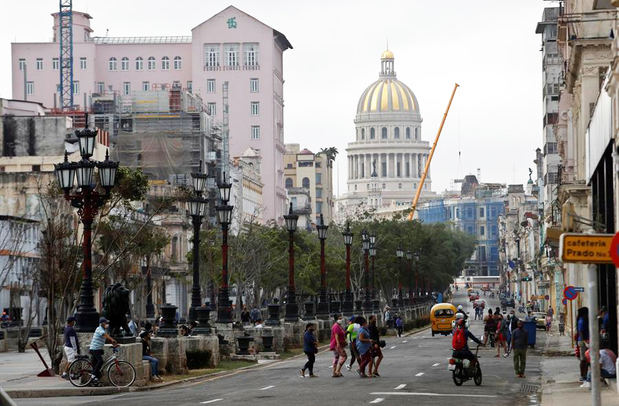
[
  {"left": 381, "top": 49, "right": 394, "bottom": 59},
  {"left": 357, "top": 78, "right": 419, "bottom": 114}
]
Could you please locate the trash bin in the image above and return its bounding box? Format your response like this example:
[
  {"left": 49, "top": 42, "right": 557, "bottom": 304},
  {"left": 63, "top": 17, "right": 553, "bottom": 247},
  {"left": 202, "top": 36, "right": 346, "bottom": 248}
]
[{"left": 523, "top": 321, "right": 536, "bottom": 348}]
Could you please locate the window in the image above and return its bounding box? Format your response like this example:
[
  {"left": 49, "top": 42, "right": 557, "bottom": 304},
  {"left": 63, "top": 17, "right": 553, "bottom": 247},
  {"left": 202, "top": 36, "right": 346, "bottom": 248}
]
[
  {"left": 479, "top": 207, "right": 485, "bottom": 218},
  {"left": 121, "top": 57, "right": 129, "bottom": 71},
  {"left": 52, "top": 58, "right": 59, "bottom": 70},
  {"left": 250, "top": 78, "right": 259, "bottom": 92},
  {"left": 18, "top": 58, "right": 26, "bottom": 71},
  {"left": 381, "top": 162, "right": 387, "bottom": 177},
  {"left": 316, "top": 188, "right": 322, "bottom": 198},
  {"left": 142, "top": 81, "right": 150, "bottom": 91},
  {"left": 290, "top": 197, "right": 297, "bottom": 209},
  {"left": 406, "top": 127, "right": 411, "bottom": 139},
  {"left": 405, "top": 162, "right": 410, "bottom": 177},
  {"left": 250, "top": 101, "right": 259, "bottom": 116},
  {"left": 244, "top": 43, "right": 258, "bottom": 66},
  {"left": 147, "top": 57, "right": 155, "bottom": 70},
  {"left": 382, "top": 183, "right": 386, "bottom": 189},
  {"left": 395, "top": 127, "right": 401, "bottom": 139},
  {"left": 370, "top": 128, "right": 375, "bottom": 139},
  {"left": 109, "top": 57, "right": 117, "bottom": 71},
  {"left": 316, "top": 202, "right": 323, "bottom": 214},
  {"left": 285, "top": 178, "right": 293, "bottom": 189},
  {"left": 80, "top": 57, "right": 87, "bottom": 70},
  {"left": 172, "top": 80, "right": 181, "bottom": 89},
  {"left": 96, "top": 82, "right": 104, "bottom": 93},
  {"left": 187, "top": 81, "right": 192, "bottom": 92},
  {"left": 361, "top": 128, "right": 365, "bottom": 140},
  {"left": 224, "top": 44, "right": 239, "bottom": 66},
  {"left": 36, "top": 58, "right": 43, "bottom": 70},
  {"left": 173, "top": 56, "right": 182, "bottom": 70},
  {"left": 204, "top": 44, "right": 219, "bottom": 68},
  {"left": 123, "top": 82, "right": 130, "bottom": 95},
  {"left": 207, "top": 102, "right": 216, "bottom": 115},
  {"left": 316, "top": 173, "right": 322, "bottom": 185},
  {"left": 398, "top": 183, "right": 402, "bottom": 189},
  {"left": 73, "top": 81, "right": 79, "bottom": 94},
  {"left": 354, "top": 185, "right": 357, "bottom": 191},
  {"left": 161, "top": 56, "right": 170, "bottom": 70},
  {"left": 414, "top": 127, "right": 419, "bottom": 139},
  {"left": 251, "top": 125, "right": 260, "bottom": 139},
  {"left": 26, "top": 81, "right": 34, "bottom": 95},
  {"left": 396, "top": 162, "right": 401, "bottom": 177},
  {"left": 135, "top": 57, "right": 143, "bottom": 70},
  {"left": 480, "top": 226, "right": 485, "bottom": 236},
  {"left": 207, "top": 79, "right": 216, "bottom": 93},
  {"left": 381, "top": 127, "right": 388, "bottom": 139},
  {"left": 302, "top": 177, "right": 310, "bottom": 188}
]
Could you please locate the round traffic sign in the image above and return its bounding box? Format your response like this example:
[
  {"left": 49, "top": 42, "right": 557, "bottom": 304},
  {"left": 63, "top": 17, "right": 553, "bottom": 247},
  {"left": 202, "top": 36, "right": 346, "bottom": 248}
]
[
  {"left": 564, "top": 285, "right": 577, "bottom": 301},
  {"left": 562, "top": 298, "right": 568, "bottom": 305}
]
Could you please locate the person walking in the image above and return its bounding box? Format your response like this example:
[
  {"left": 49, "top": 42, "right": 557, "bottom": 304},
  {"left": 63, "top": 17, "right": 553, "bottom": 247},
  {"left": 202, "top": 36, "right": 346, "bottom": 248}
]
[
  {"left": 576, "top": 307, "right": 590, "bottom": 382},
  {"left": 240, "top": 306, "right": 251, "bottom": 325},
  {"left": 329, "top": 315, "right": 347, "bottom": 377},
  {"left": 511, "top": 320, "right": 528, "bottom": 378},
  {"left": 356, "top": 318, "right": 373, "bottom": 378},
  {"left": 89, "top": 317, "right": 117, "bottom": 385},
  {"left": 61, "top": 316, "right": 80, "bottom": 380},
  {"left": 250, "top": 306, "right": 261, "bottom": 324},
  {"left": 301, "top": 323, "right": 318, "bottom": 378},
  {"left": 395, "top": 315, "right": 404, "bottom": 338},
  {"left": 483, "top": 309, "right": 496, "bottom": 346},
  {"left": 140, "top": 331, "right": 162, "bottom": 381},
  {"left": 495, "top": 313, "right": 508, "bottom": 358},
  {"left": 368, "top": 315, "right": 383, "bottom": 377},
  {"left": 346, "top": 316, "right": 361, "bottom": 371}
]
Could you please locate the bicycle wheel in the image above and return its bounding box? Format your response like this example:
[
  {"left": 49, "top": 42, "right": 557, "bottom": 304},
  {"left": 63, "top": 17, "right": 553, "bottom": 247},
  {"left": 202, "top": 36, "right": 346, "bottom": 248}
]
[
  {"left": 107, "top": 360, "right": 136, "bottom": 387},
  {"left": 68, "top": 358, "right": 94, "bottom": 387}
]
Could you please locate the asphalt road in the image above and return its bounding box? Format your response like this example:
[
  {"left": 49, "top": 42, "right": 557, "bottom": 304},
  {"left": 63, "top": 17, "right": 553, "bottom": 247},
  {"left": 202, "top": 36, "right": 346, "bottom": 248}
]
[{"left": 16, "top": 292, "right": 541, "bottom": 406}]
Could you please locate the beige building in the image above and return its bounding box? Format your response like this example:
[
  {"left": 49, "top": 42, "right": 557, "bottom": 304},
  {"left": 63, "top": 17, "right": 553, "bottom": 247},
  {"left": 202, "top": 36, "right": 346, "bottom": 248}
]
[{"left": 283, "top": 144, "right": 334, "bottom": 224}]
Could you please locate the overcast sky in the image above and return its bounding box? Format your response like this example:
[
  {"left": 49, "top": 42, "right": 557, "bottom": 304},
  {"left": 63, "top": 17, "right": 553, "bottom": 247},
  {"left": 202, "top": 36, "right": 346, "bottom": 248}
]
[{"left": 0, "top": 1, "right": 547, "bottom": 195}]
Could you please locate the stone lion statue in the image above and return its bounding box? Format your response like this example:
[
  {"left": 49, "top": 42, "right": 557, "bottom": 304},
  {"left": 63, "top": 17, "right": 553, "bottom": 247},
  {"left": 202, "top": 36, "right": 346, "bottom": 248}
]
[{"left": 102, "top": 283, "right": 132, "bottom": 337}]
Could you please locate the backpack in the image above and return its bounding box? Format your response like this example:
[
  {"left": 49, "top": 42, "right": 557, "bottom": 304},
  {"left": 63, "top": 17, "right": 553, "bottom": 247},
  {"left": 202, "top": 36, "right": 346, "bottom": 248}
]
[{"left": 452, "top": 326, "right": 466, "bottom": 350}]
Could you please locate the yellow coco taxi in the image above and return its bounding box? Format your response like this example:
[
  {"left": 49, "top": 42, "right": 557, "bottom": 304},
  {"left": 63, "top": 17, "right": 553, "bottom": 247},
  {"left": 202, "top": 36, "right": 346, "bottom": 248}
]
[{"left": 430, "top": 303, "right": 457, "bottom": 336}]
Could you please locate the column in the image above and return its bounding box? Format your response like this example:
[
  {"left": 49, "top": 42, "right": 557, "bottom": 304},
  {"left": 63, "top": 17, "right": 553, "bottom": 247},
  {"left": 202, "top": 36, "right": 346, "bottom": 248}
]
[
  {"left": 365, "top": 153, "right": 371, "bottom": 179},
  {"left": 377, "top": 153, "right": 382, "bottom": 177},
  {"left": 353, "top": 155, "right": 358, "bottom": 179},
  {"left": 348, "top": 156, "right": 352, "bottom": 180}
]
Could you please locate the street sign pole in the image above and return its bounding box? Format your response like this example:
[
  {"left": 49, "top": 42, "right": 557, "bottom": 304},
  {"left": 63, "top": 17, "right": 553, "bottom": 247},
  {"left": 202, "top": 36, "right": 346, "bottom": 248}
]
[{"left": 587, "top": 263, "right": 601, "bottom": 406}]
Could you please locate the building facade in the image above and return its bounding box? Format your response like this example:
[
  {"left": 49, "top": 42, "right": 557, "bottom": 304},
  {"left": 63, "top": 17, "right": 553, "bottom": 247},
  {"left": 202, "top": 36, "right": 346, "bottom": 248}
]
[{"left": 10, "top": 5, "right": 292, "bottom": 222}]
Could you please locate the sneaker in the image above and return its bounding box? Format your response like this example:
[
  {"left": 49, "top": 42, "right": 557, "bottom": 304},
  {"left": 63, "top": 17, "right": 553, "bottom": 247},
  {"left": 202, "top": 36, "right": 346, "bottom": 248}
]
[
  {"left": 309, "top": 374, "right": 318, "bottom": 378},
  {"left": 61, "top": 372, "right": 69, "bottom": 380},
  {"left": 373, "top": 372, "right": 381, "bottom": 377},
  {"left": 580, "top": 381, "right": 591, "bottom": 388},
  {"left": 578, "top": 376, "right": 585, "bottom": 382},
  {"left": 345, "top": 365, "right": 351, "bottom": 371},
  {"left": 300, "top": 369, "right": 305, "bottom": 378}
]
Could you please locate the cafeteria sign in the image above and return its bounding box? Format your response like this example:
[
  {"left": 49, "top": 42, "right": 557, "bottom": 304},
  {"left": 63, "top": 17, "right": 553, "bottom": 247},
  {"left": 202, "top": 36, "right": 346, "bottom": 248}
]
[{"left": 559, "top": 233, "right": 614, "bottom": 264}]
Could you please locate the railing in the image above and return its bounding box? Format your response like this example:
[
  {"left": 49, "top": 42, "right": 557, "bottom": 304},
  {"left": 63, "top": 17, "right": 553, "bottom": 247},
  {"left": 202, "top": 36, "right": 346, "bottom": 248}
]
[{"left": 204, "top": 64, "right": 260, "bottom": 71}]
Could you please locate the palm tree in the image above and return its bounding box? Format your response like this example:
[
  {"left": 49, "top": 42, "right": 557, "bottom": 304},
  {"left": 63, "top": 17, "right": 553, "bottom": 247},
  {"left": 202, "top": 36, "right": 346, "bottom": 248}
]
[{"left": 319, "top": 147, "right": 338, "bottom": 168}]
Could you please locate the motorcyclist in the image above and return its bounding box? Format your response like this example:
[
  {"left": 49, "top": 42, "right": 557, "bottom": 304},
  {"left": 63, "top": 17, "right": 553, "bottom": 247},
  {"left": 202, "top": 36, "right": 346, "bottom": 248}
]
[
  {"left": 452, "top": 316, "right": 483, "bottom": 364},
  {"left": 456, "top": 305, "right": 468, "bottom": 320}
]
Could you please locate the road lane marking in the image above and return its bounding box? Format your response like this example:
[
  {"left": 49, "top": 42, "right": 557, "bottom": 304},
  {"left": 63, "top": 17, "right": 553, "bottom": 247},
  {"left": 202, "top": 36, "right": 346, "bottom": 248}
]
[
  {"left": 370, "top": 392, "right": 498, "bottom": 398},
  {"left": 390, "top": 346, "right": 396, "bottom": 349},
  {"left": 402, "top": 340, "right": 408, "bottom": 343},
  {"left": 200, "top": 400, "right": 223, "bottom": 404},
  {"left": 260, "top": 385, "right": 275, "bottom": 390},
  {"left": 415, "top": 372, "right": 424, "bottom": 376},
  {"left": 394, "top": 384, "right": 406, "bottom": 390},
  {"left": 432, "top": 363, "right": 440, "bottom": 367},
  {"left": 369, "top": 398, "right": 385, "bottom": 404}
]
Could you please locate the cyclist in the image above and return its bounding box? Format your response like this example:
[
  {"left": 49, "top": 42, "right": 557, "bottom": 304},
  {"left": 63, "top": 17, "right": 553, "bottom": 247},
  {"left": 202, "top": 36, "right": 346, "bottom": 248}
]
[
  {"left": 452, "top": 318, "right": 483, "bottom": 364},
  {"left": 89, "top": 317, "right": 117, "bottom": 384}
]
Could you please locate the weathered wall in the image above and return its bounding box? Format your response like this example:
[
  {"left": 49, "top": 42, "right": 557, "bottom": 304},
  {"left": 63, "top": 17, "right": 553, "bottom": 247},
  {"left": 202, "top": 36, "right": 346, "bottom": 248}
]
[{"left": 0, "top": 116, "right": 68, "bottom": 157}]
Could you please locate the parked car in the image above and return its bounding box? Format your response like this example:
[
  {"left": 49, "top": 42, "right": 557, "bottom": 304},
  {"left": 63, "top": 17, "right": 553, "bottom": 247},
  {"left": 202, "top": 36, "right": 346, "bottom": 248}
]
[{"left": 532, "top": 312, "right": 547, "bottom": 330}]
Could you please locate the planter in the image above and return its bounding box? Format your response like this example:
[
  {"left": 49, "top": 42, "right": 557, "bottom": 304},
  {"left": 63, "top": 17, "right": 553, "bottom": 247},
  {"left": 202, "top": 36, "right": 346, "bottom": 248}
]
[
  {"left": 266, "top": 304, "right": 280, "bottom": 326},
  {"left": 236, "top": 336, "right": 254, "bottom": 355},
  {"left": 158, "top": 304, "right": 178, "bottom": 337},
  {"left": 304, "top": 301, "right": 315, "bottom": 319},
  {"left": 193, "top": 307, "right": 211, "bottom": 335},
  {"left": 262, "top": 335, "right": 274, "bottom": 352}
]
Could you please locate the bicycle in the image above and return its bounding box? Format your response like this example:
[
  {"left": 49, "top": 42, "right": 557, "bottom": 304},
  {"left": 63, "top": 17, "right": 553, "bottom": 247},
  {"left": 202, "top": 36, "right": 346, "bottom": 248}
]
[{"left": 68, "top": 346, "right": 136, "bottom": 388}]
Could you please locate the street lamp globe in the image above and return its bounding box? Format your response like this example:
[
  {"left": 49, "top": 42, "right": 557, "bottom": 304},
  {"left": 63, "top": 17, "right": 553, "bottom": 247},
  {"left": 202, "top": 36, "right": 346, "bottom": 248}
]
[
  {"left": 54, "top": 152, "right": 76, "bottom": 192},
  {"left": 97, "top": 149, "right": 119, "bottom": 191},
  {"left": 283, "top": 202, "right": 299, "bottom": 233},
  {"left": 191, "top": 169, "right": 208, "bottom": 195},
  {"left": 361, "top": 229, "right": 370, "bottom": 251},
  {"left": 369, "top": 233, "right": 376, "bottom": 245},
  {"left": 75, "top": 159, "right": 96, "bottom": 189},
  {"left": 317, "top": 213, "right": 328, "bottom": 240},
  {"left": 216, "top": 204, "right": 234, "bottom": 226},
  {"left": 342, "top": 222, "right": 353, "bottom": 246},
  {"left": 414, "top": 252, "right": 420, "bottom": 262},
  {"left": 406, "top": 250, "right": 412, "bottom": 260},
  {"left": 76, "top": 128, "right": 97, "bottom": 159},
  {"left": 396, "top": 246, "right": 404, "bottom": 258},
  {"left": 369, "top": 243, "right": 376, "bottom": 257},
  {"left": 217, "top": 172, "right": 232, "bottom": 204},
  {"left": 188, "top": 197, "right": 208, "bottom": 217}
]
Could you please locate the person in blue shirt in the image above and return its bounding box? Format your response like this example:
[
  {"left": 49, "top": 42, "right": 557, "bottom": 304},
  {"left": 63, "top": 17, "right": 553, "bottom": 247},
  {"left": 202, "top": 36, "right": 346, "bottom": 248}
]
[
  {"left": 61, "top": 316, "right": 80, "bottom": 380},
  {"left": 301, "top": 323, "right": 317, "bottom": 378},
  {"left": 89, "top": 317, "right": 117, "bottom": 383},
  {"left": 577, "top": 307, "right": 589, "bottom": 382}
]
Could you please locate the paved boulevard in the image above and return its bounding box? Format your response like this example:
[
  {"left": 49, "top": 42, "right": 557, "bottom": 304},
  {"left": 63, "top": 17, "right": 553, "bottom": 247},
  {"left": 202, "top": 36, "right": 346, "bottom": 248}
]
[{"left": 16, "top": 292, "right": 541, "bottom": 405}]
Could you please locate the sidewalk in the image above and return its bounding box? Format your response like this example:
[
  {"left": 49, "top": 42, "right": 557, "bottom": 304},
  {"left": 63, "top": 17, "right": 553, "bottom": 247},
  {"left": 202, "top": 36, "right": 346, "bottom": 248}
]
[{"left": 540, "top": 330, "right": 619, "bottom": 405}]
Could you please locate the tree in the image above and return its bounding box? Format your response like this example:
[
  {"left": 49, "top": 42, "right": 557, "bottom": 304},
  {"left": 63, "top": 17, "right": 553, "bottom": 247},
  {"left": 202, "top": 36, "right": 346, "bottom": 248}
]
[{"left": 319, "top": 147, "right": 338, "bottom": 168}]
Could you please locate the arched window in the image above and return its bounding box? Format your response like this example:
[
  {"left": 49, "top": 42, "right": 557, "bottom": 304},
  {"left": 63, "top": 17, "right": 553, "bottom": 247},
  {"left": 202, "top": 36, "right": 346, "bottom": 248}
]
[
  {"left": 135, "top": 57, "right": 143, "bottom": 71},
  {"left": 121, "top": 57, "right": 129, "bottom": 71},
  {"left": 108, "top": 57, "right": 117, "bottom": 71},
  {"left": 361, "top": 128, "right": 365, "bottom": 140},
  {"left": 147, "top": 57, "right": 156, "bottom": 70},
  {"left": 302, "top": 177, "right": 310, "bottom": 188},
  {"left": 370, "top": 128, "right": 375, "bottom": 139},
  {"left": 161, "top": 56, "right": 170, "bottom": 70},
  {"left": 394, "top": 127, "right": 400, "bottom": 139},
  {"left": 173, "top": 56, "right": 182, "bottom": 70},
  {"left": 406, "top": 127, "right": 411, "bottom": 139},
  {"left": 171, "top": 236, "right": 178, "bottom": 260},
  {"left": 285, "top": 178, "right": 293, "bottom": 188},
  {"left": 381, "top": 127, "right": 387, "bottom": 139}
]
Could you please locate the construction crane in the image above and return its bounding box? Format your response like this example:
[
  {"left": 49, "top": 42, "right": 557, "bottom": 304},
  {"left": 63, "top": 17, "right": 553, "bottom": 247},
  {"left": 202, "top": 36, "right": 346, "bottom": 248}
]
[
  {"left": 407, "top": 83, "right": 459, "bottom": 221},
  {"left": 59, "top": 0, "right": 74, "bottom": 110}
]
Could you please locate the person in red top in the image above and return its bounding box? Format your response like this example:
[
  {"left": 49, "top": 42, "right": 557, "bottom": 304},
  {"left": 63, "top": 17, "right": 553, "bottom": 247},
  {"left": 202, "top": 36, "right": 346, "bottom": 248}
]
[{"left": 330, "top": 314, "right": 347, "bottom": 377}]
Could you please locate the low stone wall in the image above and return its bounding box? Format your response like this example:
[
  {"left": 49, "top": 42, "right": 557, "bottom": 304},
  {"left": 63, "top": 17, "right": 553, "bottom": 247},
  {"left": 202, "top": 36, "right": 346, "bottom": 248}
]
[{"left": 149, "top": 335, "right": 220, "bottom": 375}]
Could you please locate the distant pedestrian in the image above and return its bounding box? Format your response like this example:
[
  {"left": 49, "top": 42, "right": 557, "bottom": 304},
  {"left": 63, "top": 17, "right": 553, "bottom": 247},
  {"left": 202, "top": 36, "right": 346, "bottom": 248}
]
[
  {"left": 368, "top": 315, "right": 383, "bottom": 377},
  {"left": 240, "top": 306, "right": 251, "bottom": 324},
  {"left": 356, "top": 318, "right": 373, "bottom": 378},
  {"left": 127, "top": 315, "right": 138, "bottom": 337},
  {"left": 395, "top": 315, "right": 403, "bottom": 337},
  {"left": 559, "top": 312, "right": 565, "bottom": 336},
  {"left": 384, "top": 307, "right": 393, "bottom": 329},
  {"left": 346, "top": 316, "right": 361, "bottom": 371},
  {"left": 254, "top": 318, "right": 264, "bottom": 329},
  {"left": 330, "top": 315, "right": 347, "bottom": 377},
  {"left": 301, "top": 323, "right": 317, "bottom": 378},
  {"left": 511, "top": 320, "right": 528, "bottom": 378},
  {"left": 577, "top": 307, "right": 590, "bottom": 382},
  {"left": 61, "top": 316, "right": 80, "bottom": 380},
  {"left": 250, "top": 306, "right": 261, "bottom": 323},
  {"left": 495, "top": 314, "right": 508, "bottom": 358}
]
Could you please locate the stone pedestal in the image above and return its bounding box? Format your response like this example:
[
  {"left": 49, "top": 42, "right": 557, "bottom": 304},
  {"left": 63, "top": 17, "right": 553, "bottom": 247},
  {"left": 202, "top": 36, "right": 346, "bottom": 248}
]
[
  {"left": 266, "top": 304, "right": 280, "bottom": 326},
  {"left": 193, "top": 307, "right": 211, "bottom": 335},
  {"left": 304, "top": 301, "right": 315, "bottom": 319},
  {"left": 158, "top": 304, "right": 178, "bottom": 337}
]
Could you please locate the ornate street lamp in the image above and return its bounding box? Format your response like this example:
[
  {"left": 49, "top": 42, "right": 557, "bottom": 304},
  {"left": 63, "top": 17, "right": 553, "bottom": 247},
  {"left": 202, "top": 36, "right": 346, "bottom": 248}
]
[
  {"left": 342, "top": 222, "right": 354, "bottom": 315},
  {"left": 396, "top": 246, "right": 404, "bottom": 309},
  {"left": 216, "top": 173, "right": 234, "bottom": 324},
  {"left": 369, "top": 241, "right": 378, "bottom": 312},
  {"left": 361, "top": 230, "right": 371, "bottom": 311},
  {"left": 187, "top": 163, "right": 210, "bottom": 332},
  {"left": 414, "top": 252, "right": 420, "bottom": 297},
  {"left": 284, "top": 203, "right": 299, "bottom": 322},
  {"left": 316, "top": 214, "right": 330, "bottom": 319},
  {"left": 406, "top": 250, "right": 412, "bottom": 306},
  {"left": 54, "top": 126, "right": 118, "bottom": 333}
]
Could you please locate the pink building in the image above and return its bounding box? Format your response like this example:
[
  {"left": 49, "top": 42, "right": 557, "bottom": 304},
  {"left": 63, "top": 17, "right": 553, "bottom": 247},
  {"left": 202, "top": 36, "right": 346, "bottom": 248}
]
[{"left": 11, "top": 6, "right": 292, "bottom": 222}]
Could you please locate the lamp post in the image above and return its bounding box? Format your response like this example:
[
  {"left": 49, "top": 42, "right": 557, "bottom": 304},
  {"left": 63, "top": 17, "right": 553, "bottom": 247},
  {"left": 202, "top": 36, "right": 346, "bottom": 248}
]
[
  {"left": 406, "top": 250, "right": 412, "bottom": 307},
  {"left": 342, "top": 222, "right": 354, "bottom": 316},
  {"left": 362, "top": 230, "right": 371, "bottom": 311},
  {"left": 216, "top": 173, "right": 233, "bottom": 324},
  {"left": 316, "top": 214, "right": 330, "bottom": 319},
  {"left": 187, "top": 164, "right": 208, "bottom": 325},
  {"left": 396, "top": 246, "right": 404, "bottom": 309},
  {"left": 414, "top": 252, "right": 420, "bottom": 297},
  {"left": 284, "top": 203, "right": 299, "bottom": 322},
  {"left": 369, "top": 240, "right": 378, "bottom": 312},
  {"left": 54, "top": 127, "right": 118, "bottom": 332}
]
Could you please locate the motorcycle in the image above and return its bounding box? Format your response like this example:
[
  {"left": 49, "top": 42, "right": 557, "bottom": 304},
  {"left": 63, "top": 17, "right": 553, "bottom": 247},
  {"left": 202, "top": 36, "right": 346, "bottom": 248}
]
[{"left": 449, "top": 345, "right": 482, "bottom": 386}]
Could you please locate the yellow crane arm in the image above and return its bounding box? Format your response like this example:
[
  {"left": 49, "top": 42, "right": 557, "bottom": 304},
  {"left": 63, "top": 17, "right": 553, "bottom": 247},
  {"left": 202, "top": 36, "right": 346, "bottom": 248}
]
[{"left": 407, "top": 83, "right": 459, "bottom": 221}]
